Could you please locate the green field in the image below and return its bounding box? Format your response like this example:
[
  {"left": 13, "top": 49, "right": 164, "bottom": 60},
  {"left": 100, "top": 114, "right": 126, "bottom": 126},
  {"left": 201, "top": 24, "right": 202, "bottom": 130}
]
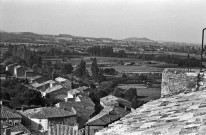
[{"left": 117, "top": 84, "right": 161, "bottom": 101}]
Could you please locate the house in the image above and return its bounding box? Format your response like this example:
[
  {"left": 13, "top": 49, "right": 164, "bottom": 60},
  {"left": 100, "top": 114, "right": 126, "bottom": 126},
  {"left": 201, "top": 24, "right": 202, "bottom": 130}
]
[
  {"left": 0, "top": 105, "right": 22, "bottom": 126},
  {"left": 55, "top": 77, "right": 72, "bottom": 89},
  {"left": 65, "top": 89, "right": 80, "bottom": 101},
  {"left": 31, "top": 80, "right": 56, "bottom": 91},
  {"left": 42, "top": 84, "right": 65, "bottom": 98},
  {"left": 84, "top": 106, "right": 130, "bottom": 135},
  {"left": 6, "top": 63, "right": 17, "bottom": 75},
  {"left": 56, "top": 93, "right": 95, "bottom": 128},
  {"left": 20, "top": 107, "right": 77, "bottom": 131},
  {"left": 14, "top": 65, "right": 26, "bottom": 78},
  {"left": 100, "top": 95, "right": 131, "bottom": 111}
]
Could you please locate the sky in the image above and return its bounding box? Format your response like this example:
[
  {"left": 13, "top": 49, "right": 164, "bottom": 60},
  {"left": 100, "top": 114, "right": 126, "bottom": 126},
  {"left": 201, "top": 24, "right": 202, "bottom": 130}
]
[{"left": 0, "top": 0, "right": 206, "bottom": 43}]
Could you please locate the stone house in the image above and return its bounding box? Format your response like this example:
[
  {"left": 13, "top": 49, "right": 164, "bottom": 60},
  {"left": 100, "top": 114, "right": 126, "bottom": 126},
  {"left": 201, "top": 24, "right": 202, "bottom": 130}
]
[
  {"left": 56, "top": 91, "right": 95, "bottom": 128},
  {"left": 5, "top": 63, "right": 17, "bottom": 75},
  {"left": 14, "top": 65, "right": 26, "bottom": 78},
  {"left": 20, "top": 107, "right": 77, "bottom": 131}
]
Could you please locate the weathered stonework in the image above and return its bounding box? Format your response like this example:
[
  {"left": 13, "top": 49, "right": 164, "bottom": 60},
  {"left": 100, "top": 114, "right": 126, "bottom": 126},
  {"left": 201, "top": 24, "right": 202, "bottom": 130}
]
[
  {"left": 96, "top": 69, "right": 206, "bottom": 135},
  {"left": 161, "top": 68, "right": 198, "bottom": 97}
]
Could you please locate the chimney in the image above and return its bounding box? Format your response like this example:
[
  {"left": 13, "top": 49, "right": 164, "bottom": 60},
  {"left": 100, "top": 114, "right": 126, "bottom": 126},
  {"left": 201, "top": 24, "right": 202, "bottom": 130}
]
[{"left": 50, "top": 81, "right": 53, "bottom": 88}]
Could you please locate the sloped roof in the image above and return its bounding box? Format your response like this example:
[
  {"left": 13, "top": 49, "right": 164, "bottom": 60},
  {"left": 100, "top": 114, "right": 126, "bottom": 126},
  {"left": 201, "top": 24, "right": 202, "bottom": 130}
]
[
  {"left": 0, "top": 105, "right": 22, "bottom": 119},
  {"left": 55, "top": 77, "right": 67, "bottom": 83},
  {"left": 85, "top": 106, "right": 130, "bottom": 126},
  {"left": 76, "top": 86, "right": 89, "bottom": 92},
  {"left": 29, "top": 75, "right": 42, "bottom": 81},
  {"left": 10, "top": 123, "right": 31, "bottom": 134},
  {"left": 58, "top": 95, "right": 95, "bottom": 118},
  {"left": 96, "top": 89, "right": 206, "bottom": 135},
  {"left": 31, "top": 80, "right": 56, "bottom": 88},
  {"left": 44, "top": 85, "right": 63, "bottom": 94},
  {"left": 68, "top": 89, "right": 80, "bottom": 95},
  {"left": 21, "top": 107, "right": 76, "bottom": 119}
]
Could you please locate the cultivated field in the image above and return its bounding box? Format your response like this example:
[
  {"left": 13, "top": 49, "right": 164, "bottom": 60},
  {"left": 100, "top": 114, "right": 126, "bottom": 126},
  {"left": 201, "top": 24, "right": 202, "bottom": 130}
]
[{"left": 69, "top": 56, "right": 178, "bottom": 74}]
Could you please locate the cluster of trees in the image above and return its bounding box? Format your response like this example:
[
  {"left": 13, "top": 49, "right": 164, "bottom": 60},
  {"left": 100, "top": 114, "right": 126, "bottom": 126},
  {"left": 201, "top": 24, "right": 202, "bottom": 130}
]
[
  {"left": 87, "top": 46, "right": 114, "bottom": 57},
  {"left": 1, "top": 78, "right": 60, "bottom": 108},
  {"left": 136, "top": 53, "right": 201, "bottom": 67},
  {"left": 113, "top": 87, "right": 146, "bottom": 109},
  {"left": 103, "top": 68, "right": 117, "bottom": 75},
  {"left": 2, "top": 45, "right": 42, "bottom": 68},
  {"left": 37, "top": 47, "right": 84, "bottom": 57},
  {"left": 87, "top": 45, "right": 128, "bottom": 58}
]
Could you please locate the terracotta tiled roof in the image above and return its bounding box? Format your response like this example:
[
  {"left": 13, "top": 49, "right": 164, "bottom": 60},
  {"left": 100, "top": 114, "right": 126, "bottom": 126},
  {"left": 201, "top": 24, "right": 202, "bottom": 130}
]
[
  {"left": 58, "top": 97, "right": 95, "bottom": 118},
  {"left": 0, "top": 106, "right": 22, "bottom": 119},
  {"left": 85, "top": 106, "right": 130, "bottom": 126},
  {"left": 21, "top": 107, "right": 76, "bottom": 119}
]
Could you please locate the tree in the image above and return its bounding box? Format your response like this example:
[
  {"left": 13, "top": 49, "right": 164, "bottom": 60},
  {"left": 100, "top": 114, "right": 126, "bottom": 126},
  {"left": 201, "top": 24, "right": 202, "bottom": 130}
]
[
  {"left": 61, "top": 63, "right": 73, "bottom": 74},
  {"left": 0, "top": 92, "right": 10, "bottom": 100},
  {"left": 122, "top": 73, "right": 127, "bottom": 78},
  {"left": 103, "top": 68, "right": 116, "bottom": 75},
  {"left": 2, "top": 52, "right": 12, "bottom": 60},
  {"left": 18, "top": 89, "right": 45, "bottom": 106},
  {"left": 131, "top": 96, "right": 145, "bottom": 109},
  {"left": 91, "top": 58, "right": 99, "bottom": 81},
  {"left": 124, "top": 88, "right": 137, "bottom": 102},
  {"left": 97, "top": 68, "right": 106, "bottom": 84},
  {"left": 74, "top": 58, "right": 88, "bottom": 77},
  {"left": 113, "top": 87, "right": 124, "bottom": 98}
]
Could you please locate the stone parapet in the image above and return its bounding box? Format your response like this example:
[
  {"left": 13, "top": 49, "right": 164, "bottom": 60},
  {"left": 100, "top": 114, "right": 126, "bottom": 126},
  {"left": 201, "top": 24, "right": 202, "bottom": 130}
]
[{"left": 161, "top": 68, "right": 198, "bottom": 97}]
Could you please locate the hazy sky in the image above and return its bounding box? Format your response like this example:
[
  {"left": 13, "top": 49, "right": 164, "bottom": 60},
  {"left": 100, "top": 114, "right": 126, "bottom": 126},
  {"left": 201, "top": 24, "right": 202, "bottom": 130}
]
[{"left": 0, "top": 0, "right": 206, "bottom": 43}]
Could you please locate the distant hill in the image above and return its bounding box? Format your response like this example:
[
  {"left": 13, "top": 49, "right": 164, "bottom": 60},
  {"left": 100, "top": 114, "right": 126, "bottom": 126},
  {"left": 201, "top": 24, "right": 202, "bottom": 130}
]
[
  {"left": 0, "top": 30, "right": 7, "bottom": 33},
  {"left": 123, "top": 37, "right": 154, "bottom": 42}
]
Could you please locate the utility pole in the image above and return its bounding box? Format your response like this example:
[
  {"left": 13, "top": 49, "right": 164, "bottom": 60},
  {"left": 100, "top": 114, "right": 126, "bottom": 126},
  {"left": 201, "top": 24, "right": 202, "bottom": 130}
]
[{"left": 200, "top": 28, "right": 206, "bottom": 72}]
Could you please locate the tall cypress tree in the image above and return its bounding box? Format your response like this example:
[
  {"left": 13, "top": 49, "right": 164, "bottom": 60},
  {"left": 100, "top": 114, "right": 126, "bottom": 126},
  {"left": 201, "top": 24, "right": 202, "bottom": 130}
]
[{"left": 91, "top": 57, "right": 99, "bottom": 81}]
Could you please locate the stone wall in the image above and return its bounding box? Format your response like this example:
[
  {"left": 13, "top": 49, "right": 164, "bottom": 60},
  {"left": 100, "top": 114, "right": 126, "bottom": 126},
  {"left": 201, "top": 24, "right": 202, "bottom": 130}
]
[{"left": 161, "top": 68, "right": 198, "bottom": 97}]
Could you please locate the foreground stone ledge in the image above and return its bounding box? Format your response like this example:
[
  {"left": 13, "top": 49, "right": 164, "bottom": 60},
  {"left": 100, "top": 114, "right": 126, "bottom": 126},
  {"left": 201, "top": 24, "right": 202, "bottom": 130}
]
[{"left": 96, "top": 89, "right": 206, "bottom": 135}]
